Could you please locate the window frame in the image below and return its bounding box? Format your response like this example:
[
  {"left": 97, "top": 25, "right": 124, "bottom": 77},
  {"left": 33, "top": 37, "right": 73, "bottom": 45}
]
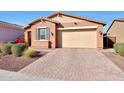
[{"left": 36, "top": 27, "right": 50, "bottom": 41}]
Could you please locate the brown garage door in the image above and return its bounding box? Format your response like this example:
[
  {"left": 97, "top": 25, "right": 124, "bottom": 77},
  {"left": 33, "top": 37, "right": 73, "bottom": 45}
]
[{"left": 57, "top": 29, "right": 97, "bottom": 48}]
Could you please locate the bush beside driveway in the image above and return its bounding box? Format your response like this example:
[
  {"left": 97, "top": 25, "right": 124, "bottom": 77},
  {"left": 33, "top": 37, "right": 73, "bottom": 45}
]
[
  {"left": 114, "top": 43, "right": 124, "bottom": 56},
  {"left": 0, "top": 42, "right": 46, "bottom": 72},
  {"left": 20, "top": 49, "right": 124, "bottom": 81}
]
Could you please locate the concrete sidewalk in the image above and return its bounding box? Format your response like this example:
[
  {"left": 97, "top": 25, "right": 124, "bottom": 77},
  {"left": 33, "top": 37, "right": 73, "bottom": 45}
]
[{"left": 0, "top": 69, "right": 55, "bottom": 81}]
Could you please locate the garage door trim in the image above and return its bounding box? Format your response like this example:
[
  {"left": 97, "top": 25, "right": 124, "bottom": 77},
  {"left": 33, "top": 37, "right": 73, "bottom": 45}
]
[{"left": 57, "top": 26, "right": 98, "bottom": 30}]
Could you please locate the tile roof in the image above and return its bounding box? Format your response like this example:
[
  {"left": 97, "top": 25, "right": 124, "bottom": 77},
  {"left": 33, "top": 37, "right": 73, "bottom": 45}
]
[
  {"left": 29, "top": 17, "right": 59, "bottom": 25},
  {"left": 0, "top": 21, "right": 23, "bottom": 27},
  {"left": 47, "top": 12, "right": 106, "bottom": 26},
  {"left": 0, "top": 20, "right": 24, "bottom": 30},
  {"left": 24, "top": 17, "right": 59, "bottom": 29},
  {"left": 107, "top": 18, "right": 124, "bottom": 32},
  {"left": 25, "top": 12, "right": 106, "bottom": 29},
  {"left": 114, "top": 18, "right": 124, "bottom": 22}
]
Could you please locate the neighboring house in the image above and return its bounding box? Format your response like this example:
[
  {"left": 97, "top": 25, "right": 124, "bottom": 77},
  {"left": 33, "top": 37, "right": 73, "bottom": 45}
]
[
  {"left": 24, "top": 12, "right": 106, "bottom": 48},
  {"left": 107, "top": 18, "right": 124, "bottom": 44},
  {"left": 0, "top": 21, "right": 24, "bottom": 43}
]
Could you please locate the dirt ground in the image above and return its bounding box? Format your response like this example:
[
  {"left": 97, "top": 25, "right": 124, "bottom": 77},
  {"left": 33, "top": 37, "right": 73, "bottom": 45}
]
[{"left": 0, "top": 52, "right": 47, "bottom": 72}]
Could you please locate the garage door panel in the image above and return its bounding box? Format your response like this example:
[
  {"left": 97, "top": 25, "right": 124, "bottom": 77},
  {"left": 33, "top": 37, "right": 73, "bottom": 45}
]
[{"left": 57, "top": 30, "right": 97, "bottom": 48}]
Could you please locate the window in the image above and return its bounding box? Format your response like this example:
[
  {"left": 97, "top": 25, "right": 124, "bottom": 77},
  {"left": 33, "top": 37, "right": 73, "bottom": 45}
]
[{"left": 36, "top": 27, "right": 50, "bottom": 40}]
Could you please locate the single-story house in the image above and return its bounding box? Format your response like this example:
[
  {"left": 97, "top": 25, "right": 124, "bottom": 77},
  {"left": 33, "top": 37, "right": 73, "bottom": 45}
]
[
  {"left": 107, "top": 18, "right": 124, "bottom": 45},
  {"left": 24, "top": 12, "right": 106, "bottom": 48},
  {"left": 0, "top": 21, "right": 24, "bottom": 43}
]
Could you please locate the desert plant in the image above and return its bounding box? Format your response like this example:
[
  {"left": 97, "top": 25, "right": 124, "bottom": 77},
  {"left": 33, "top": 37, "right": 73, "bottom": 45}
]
[
  {"left": 11, "top": 43, "right": 27, "bottom": 57},
  {"left": 114, "top": 43, "right": 124, "bottom": 56},
  {"left": 0, "top": 48, "right": 1, "bottom": 53},
  {"left": 118, "top": 47, "right": 124, "bottom": 56},
  {"left": 1, "top": 44, "right": 13, "bottom": 54},
  {"left": 0, "top": 43, "right": 3, "bottom": 53},
  {"left": 23, "top": 49, "right": 40, "bottom": 57},
  {"left": 114, "top": 43, "right": 124, "bottom": 53},
  {"left": 7, "top": 41, "right": 15, "bottom": 44}
]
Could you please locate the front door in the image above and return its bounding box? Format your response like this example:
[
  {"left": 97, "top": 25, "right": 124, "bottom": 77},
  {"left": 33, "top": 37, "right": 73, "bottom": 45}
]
[{"left": 28, "top": 31, "right": 31, "bottom": 46}]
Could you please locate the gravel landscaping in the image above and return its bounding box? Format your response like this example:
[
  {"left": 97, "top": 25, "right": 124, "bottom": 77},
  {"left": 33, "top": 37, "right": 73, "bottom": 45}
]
[
  {"left": 0, "top": 52, "right": 47, "bottom": 72},
  {"left": 103, "top": 52, "right": 124, "bottom": 72}
]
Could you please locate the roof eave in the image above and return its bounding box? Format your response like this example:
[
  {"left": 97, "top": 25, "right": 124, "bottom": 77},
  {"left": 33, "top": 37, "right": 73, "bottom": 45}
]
[
  {"left": 47, "top": 12, "right": 106, "bottom": 26},
  {"left": 24, "top": 18, "right": 59, "bottom": 30},
  {"left": 106, "top": 20, "right": 115, "bottom": 33}
]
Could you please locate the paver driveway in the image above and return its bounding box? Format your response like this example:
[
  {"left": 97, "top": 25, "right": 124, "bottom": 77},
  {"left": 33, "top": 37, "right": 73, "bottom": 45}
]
[{"left": 20, "top": 49, "right": 124, "bottom": 80}]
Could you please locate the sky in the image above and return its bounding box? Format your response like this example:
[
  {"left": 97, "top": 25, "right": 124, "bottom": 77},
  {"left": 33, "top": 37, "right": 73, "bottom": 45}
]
[{"left": 0, "top": 11, "right": 124, "bottom": 32}]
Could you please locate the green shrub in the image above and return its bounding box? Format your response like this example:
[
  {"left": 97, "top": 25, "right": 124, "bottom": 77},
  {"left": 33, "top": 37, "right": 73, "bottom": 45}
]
[
  {"left": 114, "top": 43, "right": 124, "bottom": 56},
  {"left": 11, "top": 43, "right": 27, "bottom": 57},
  {"left": 23, "top": 49, "right": 40, "bottom": 57},
  {"left": 0, "top": 43, "right": 3, "bottom": 53},
  {"left": 114, "top": 43, "right": 124, "bottom": 53},
  {"left": 1, "top": 44, "right": 13, "bottom": 54},
  {"left": 0, "top": 48, "right": 1, "bottom": 53}
]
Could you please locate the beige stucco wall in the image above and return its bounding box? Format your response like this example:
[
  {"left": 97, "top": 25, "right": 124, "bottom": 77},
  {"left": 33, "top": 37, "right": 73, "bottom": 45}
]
[
  {"left": 107, "top": 21, "right": 124, "bottom": 43},
  {"left": 25, "top": 14, "right": 104, "bottom": 48},
  {"left": 25, "top": 21, "right": 56, "bottom": 48},
  {"left": 50, "top": 14, "right": 104, "bottom": 48},
  {"left": 96, "top": 25, "right": 103, "bottom": 48}
]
